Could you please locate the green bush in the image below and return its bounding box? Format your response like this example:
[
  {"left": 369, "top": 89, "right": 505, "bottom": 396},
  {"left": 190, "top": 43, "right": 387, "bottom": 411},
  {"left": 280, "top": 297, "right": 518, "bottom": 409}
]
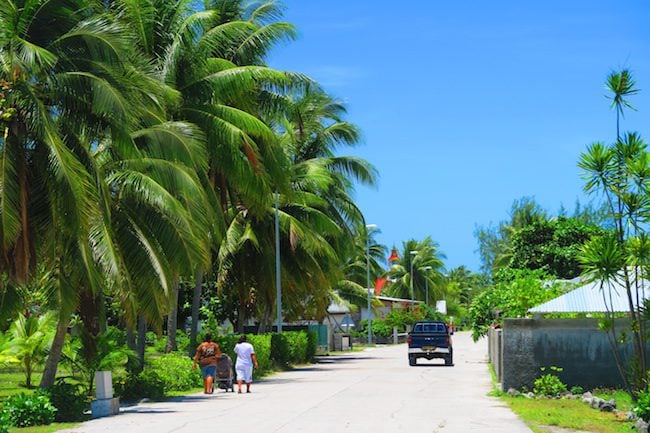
[
  {"left": 305, "top": 330, "right": 317, "bottom": 362},
  {"left": 46, "top": 378, "right": 88, "bottom": 422},
  {"left": 285, "top": 332, "right": 308, "bottom": 364},
  {"left": 570, "top": 385, "right": 584, "bottom": 395},
  {"left": 145, "top": 331, "right": 158, "bottom": 346},
  {"left": 150, "top": 352, "right": 201, "bottom": 392},
  {"left": 635, "top": 390, "right": 650, "bottom": 422},
  {"left": 175, "top": 330, "right": 191, "bottom": 353},
  {"left": 247, "top": 334, "right": 271, "bottom": 375},
  {"left": 270, "top": 333, "right": 290, "bottom": 368},
  {"left": 0, "top": 411, "right": 9, "bottom": 433},
  {"left": 2, "top": 391, "right": 56, "bottom": 427},
  {"left": 114, "top": 369, "right": 166, "bottom": 402},
  {"left": 533, "top": 366, "right": 567, "bottom": 397}
]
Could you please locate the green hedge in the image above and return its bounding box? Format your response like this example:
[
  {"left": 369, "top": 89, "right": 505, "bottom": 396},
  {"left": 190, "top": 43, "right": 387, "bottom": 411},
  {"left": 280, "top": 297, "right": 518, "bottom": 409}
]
[
  {"left": 150, "top": 352, "right": 202, "bottom": 392},
  {"left": 217, "top": 330, "right": 317, "bottom": 372}
]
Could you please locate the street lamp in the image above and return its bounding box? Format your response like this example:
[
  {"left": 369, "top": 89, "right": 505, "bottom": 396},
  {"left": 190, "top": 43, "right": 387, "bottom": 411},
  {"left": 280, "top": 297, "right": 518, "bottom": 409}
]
[
  {"left": 409, "top": 250, "right": 418, "bottom": 307},
  {"left": 275, "top": 192, "right": 282, "bottom": 333},
  {"left": 366, "top": 224, "right": 377, "bottom": 345},
  {"left": 424, "top": 266, "right": 432, "bottom": 306}
]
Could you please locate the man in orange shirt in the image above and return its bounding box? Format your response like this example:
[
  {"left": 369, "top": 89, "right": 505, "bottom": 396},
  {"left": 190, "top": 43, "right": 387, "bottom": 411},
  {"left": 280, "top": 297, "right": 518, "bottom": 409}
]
[{"left": 193, "top": 333, "right": 222, "bottom": 394}]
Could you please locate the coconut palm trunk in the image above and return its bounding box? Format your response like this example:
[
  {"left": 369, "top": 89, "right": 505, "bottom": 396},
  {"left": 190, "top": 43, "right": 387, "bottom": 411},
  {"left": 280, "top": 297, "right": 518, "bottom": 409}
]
[
  {"left": 137, "top": 315, "right": 146, "bottom": 371},
  {"left": 189, "top": 270, "right": 204, "bottom": 357},
  {"left": 165, "top": 282, "right": 180, "bottom": 352},
  {"left": 39, "top": 311, "right": 71, "bottom": 388}
]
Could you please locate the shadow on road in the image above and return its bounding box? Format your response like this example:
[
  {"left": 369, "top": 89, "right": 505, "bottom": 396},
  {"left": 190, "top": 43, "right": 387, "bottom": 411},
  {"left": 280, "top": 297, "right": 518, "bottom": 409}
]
[{"left": 314, "top": 354, "right": 373, "bottom": 364}]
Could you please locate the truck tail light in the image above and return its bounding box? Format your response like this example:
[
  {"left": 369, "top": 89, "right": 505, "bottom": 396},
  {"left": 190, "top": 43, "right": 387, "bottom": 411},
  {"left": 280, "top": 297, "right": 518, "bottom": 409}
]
[
  {"left": 407, "top": 335, "right": 412, "bottom": 345},
  {"left": 446, "top": 337, "right": 451, "bottom": 346}
]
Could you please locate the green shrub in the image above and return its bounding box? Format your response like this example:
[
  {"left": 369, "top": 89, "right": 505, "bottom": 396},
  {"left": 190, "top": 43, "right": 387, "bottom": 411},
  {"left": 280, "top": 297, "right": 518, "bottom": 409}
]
[
  {"left": 0, "top": 411, "right": 9, "bottom": 433},
  {"left": 305, "top": 331, "right": 317, "bottom": 362},
  {"left": 114, "top": 369, "right": 165, "bottom": 402},
  {"left": 145, "top": 331, "right": 158, "bottom": 346},
  {"left": 634, "top": 390, "right": 650, "bottom": 422},
  {"left": 46, "top": 378, "right": 89, "bottom": 422},
  {"left": 533, "top": 366, "right": 567, "bottom": 397},
  {"left": 150, "top": 352, "right": 201, "bottom": 392},
  {"left": 2, "top": 391, "right": 56, "bottom": 427},
  {"left": 175, "top": 330, "right": 190, "bottom": 353},
  {"left": 285, "top": 332, "right": 308, "bottom": 364},
  {"left": 270, "top": 333, "right": 290, "bottom": 368},
  {"left": 371, "top": 320, "right": 393, "bottom": 338},
  {"left": 570, "top": 385, "right": 584, "bottom": 395},
  {"left": 247, "top": 334, "right": 271, "bottom": 375}
]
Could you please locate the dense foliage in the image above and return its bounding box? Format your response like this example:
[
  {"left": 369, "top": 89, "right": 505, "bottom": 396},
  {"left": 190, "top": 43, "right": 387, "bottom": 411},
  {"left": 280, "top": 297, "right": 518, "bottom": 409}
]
[
  {"left": 506, "top": 217, "right": 603, "bottom": 279},
  {"left": 45, "top": 379, "right": 88, "bottom": 422},
  {"left": 468, "top": 269, "right": 565, "bottom": 340},
  {"left": 1, "top": 391, "right": 56, "bottom": 427},
  {"left": 149, "top": 352, "right": 201, "bottom": 393}
]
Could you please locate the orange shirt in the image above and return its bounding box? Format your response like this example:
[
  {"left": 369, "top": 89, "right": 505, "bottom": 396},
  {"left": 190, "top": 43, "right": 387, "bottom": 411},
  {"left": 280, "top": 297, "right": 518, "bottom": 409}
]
[{"left": 196, "top": 342, "right": 220, "bottom": 367}]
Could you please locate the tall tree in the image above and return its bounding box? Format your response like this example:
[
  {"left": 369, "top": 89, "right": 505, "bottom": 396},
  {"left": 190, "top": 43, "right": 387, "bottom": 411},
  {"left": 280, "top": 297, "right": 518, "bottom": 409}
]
[
  {"left": 385, "top": 238, "right": 446, "bottom": 304},
  {"left": 474, "top": 197, "right": 548, "bottom": 275},
  {"left": 578, "top": 69, "right": 648, "bottom": 397}
]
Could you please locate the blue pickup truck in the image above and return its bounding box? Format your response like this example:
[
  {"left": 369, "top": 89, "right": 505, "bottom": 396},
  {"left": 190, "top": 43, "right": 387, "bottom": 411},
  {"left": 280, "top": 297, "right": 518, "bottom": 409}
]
[{"left": 407, "top": 321, "right": 453, "bottom": 366}]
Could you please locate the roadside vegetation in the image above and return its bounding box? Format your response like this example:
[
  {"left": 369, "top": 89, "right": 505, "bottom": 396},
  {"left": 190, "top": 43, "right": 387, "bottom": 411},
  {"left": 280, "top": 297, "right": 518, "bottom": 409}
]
[{"left": 474, "top": 70, "right": 650, "bottom": 428}]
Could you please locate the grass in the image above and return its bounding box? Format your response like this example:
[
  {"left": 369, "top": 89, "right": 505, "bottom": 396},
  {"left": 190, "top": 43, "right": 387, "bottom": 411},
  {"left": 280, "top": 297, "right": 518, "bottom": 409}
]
[
  {"left": 487, "top": 363, "right": 634, "bottom": 433},
  {"left": 503, "top": 394, "right": 632, "bottom": 433},
  {"left": 0, "top": 370, "right": 43, "bottom": 403},
  {"left": 8, "top": 423, "right": 78, "bottom": 433}
]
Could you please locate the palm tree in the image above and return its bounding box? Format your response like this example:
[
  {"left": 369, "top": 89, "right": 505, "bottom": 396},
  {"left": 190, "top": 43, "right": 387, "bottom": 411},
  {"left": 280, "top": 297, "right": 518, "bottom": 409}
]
[
  {"left": 385, "top": 238, "right": 446, "bottom": 305},
  {"left": 0, "top": 0, "right": 183, "bottom": 385},
  {"left": 6, "top": 312, "right": 55, "bottom": 388},
  {"left": 336, "top": 224, "right": 386, "bottom": 308},
  {"left": 110, "top": 0, "right": 306, "bottom": 349},
  {"left": 215, "top": 86, "right": 378, "bottom": 330}
]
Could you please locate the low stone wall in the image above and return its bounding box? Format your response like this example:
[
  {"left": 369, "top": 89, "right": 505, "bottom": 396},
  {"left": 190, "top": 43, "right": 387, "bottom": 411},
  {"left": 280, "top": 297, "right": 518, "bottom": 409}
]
[{"left": 499, "top": 318, "right": 636, "bottom": 391}]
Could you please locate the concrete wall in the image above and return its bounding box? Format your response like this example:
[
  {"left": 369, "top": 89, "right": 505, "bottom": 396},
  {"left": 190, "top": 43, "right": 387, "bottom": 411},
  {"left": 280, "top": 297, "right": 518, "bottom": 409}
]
[
  {"left": 499, "top": 318, "right": 635, "bottom": 391},
  {"left": 487, "top": 328, "right": 503, "bottom": 383}
]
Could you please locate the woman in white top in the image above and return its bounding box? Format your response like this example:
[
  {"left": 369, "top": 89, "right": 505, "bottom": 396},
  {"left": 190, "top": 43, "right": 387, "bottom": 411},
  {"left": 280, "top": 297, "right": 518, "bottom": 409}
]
[{"left": 234, "top": 335, "right": 258, "bottom": 393}]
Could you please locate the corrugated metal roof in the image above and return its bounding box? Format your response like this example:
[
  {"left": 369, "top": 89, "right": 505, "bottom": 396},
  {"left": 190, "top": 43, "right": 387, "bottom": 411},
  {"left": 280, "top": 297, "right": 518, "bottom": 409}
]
[{"left": 529, "top": 279, "right": 650, "bottom": 313}]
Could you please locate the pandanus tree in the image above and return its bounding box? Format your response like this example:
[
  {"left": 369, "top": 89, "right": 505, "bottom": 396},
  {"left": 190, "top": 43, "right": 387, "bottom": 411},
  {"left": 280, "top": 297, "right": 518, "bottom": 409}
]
[{"left": 578, "top": 69, "right": 649, "bottom": 397}]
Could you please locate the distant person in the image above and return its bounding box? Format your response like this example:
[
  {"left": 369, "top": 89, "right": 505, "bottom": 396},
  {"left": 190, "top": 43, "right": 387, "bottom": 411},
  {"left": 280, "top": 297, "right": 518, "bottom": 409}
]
[
  {"left": 193, "top": 333, "right": 222, "bottom": 394},
  {"left": 234, "top": 335, "right": 258, "bottom": 393}
]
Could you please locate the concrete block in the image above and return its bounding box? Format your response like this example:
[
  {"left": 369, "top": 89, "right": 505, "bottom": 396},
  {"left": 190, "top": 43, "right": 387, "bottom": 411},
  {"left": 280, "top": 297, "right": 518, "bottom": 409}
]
[
  {"left": 95, "top": 371, "right": 113, "bottom": 399},
  {"left": 91, "top": 397, "right": 120, "bottom": 418}
]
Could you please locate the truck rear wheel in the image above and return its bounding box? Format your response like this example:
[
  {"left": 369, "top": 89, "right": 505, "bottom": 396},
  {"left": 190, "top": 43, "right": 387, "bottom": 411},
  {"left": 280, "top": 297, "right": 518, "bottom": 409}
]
[{"left": 408, "top": 355, "right": 416, "bottom": 366}]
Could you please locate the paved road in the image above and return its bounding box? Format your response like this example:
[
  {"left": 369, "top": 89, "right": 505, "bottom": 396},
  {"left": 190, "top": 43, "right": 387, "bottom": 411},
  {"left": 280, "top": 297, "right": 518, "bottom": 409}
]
[{"left": 58, "top": 331, "right": 531, "bottom": 433}]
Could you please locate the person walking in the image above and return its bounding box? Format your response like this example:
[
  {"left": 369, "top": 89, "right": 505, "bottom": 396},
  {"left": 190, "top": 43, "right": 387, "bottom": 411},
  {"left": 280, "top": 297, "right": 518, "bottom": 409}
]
[
  {"left": 193, "top": 333, "right": 221, "bottom": 394},
  {"left": 234, "top": 335, "right": 258, "bottom": 393}
]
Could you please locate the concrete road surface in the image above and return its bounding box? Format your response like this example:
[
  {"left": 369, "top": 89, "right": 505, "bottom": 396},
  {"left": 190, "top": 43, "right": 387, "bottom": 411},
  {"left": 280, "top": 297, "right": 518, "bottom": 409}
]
[{"left": 57, "top": 331, "right": 531, "bottom": 433}]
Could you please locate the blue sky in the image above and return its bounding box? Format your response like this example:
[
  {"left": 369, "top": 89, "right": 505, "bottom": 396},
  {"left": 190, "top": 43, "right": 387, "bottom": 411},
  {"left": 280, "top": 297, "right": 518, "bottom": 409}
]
[{"left": 267, "top": 1, "right": 650, "bottom": 272}]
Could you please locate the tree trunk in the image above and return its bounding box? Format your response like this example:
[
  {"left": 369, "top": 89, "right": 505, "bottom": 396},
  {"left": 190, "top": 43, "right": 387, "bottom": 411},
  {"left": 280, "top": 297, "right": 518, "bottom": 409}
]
[
  {"left": 237, "top": 301, "right": 246, "bottom": 334},
  {"left": 189, "top": 270, "right": 204, "bottom": 357},
  {"left": 126, "top": 326, "right": 136, "bottom": 351},
  {"left": 165, "top": 282, "right": 179, "bottom": 353},
  {"left": 137, "top": 314, "right": 146, "bottom": 371},
  {"left": 257, "top": 307, "right": 271, "bottom": 334},
  {"left": 40, "top": 310, "right": 71, "bottom": 388}
]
